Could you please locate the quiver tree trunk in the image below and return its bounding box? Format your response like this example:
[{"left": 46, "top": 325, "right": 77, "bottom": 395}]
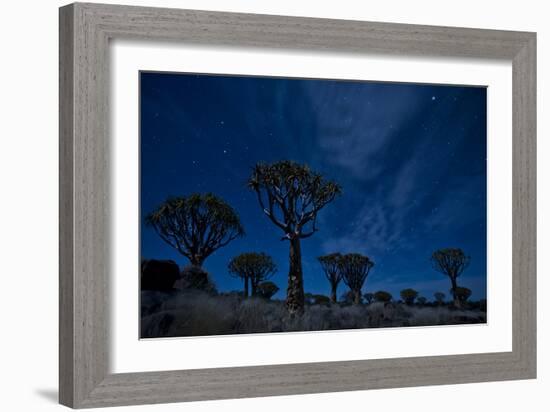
[
  {"left": 330, "top": 285, "right": 338, "bottom": 304},
  {"left": 250, "top": 279, "right": 259, "bottom": 296},
  {"left": 353, "top": 290, "right": 362, "bottom": 305},
  {"left": 450, "top": 277, "right": 461, "bottom": 308},
  {"left": 243, "top": 277, "right": 249, "bottom": 298},
  {"left": 189, "top": 255, "right": 205, "bottom": 267},
  {"left": 286, "top": 237, "right": 305, "bottom": 316}
]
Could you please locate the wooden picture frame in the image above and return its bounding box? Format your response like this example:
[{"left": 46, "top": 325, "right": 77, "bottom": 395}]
[{"left": 59, "top": 2, "right": 536, "bottom": 408}]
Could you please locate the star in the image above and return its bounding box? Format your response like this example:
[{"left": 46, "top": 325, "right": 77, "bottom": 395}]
[
  {"left": 220, "top": 120, "right": 225, "bottom": 125},
  {"left": 223, "top": 149, "right": 228, "bottom": 154}
]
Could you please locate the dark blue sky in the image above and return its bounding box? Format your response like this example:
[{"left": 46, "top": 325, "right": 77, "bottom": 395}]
[{"left": 140, "top": 72, "right": 487, "bottom": 301}]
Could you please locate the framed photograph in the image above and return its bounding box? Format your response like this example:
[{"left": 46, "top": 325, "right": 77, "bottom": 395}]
[{"left": 59, "top": 2, "right": 536, "bottom": 408}]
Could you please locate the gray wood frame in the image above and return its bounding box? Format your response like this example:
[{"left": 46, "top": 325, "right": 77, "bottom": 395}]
[{"left": 59, "top": 2, "right": 536, "bottom": 408}]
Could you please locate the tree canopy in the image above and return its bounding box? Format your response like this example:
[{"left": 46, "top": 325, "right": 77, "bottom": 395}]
[
  {"left": 339, "top": 253, "right": 374, "bottom": 304},
  {"left": 146, "top": 193, "right": 244, "bottom": 267},
  {"left": 247, "top": 160, "right": 341, "bottom": 241},
  {"left": 430, "top": 248, "right": 470, "bottom": 280},
  {"left": 374, "top": 290, "right": 392, "bottom": 303}
]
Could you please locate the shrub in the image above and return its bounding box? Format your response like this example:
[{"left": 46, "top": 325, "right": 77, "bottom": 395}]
[
  {"left": 257, "top": 281, "right": 279, "bottom": 300},
  {"left": 454, "top": 286, "right": 472, "bottom": 303},
  {"left": 179, "top": 265, "right": 217, "bottom": 295},
  {"left": 140, "top": 288, "right": 486, "bottom": 337}
]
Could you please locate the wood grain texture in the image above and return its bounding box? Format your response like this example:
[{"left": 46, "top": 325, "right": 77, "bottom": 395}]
[{"left": 59, "top": 2, "right": 537, "bottom": 408}]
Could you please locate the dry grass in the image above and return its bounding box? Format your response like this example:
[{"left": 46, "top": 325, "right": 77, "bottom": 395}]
[{"left": 140, "top": 291, "right": 486, "bottom": 338}]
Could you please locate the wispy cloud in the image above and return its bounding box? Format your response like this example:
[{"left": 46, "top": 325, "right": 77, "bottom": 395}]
[
  {"left": 319, "top": 106, "right": 484, "bottom": 262},
  {"left": 306, "top": 82, "right": 426, "bottom": 180}
]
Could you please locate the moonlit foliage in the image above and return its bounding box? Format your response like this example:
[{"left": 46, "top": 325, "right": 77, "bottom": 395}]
[{"left": 145, "top": 194, "right": 244, "bottom": 267}]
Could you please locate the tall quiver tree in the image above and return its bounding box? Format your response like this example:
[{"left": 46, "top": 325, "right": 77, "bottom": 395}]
[
  {"left": 339, "top": 253, "right": 374, "bottom": 305},
  {"left": 248, "top": 161, "right": 341, "bottom": 316},
  {"left": 228, "top": 252, "right": 277, "bottom": 297},
  {"left": 318, "top": 253, "right": 343, "bottom": 303},
  {"left": 430, "top": 248, "right": 471, "bottom": 308},
  {"left": 145, "top": 194, "right": 244, "bottom": 267}
]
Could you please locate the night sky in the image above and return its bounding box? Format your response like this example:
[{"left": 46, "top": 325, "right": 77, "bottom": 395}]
[{"left": 140, "top": 72, "right": 487, "bottom": 301}]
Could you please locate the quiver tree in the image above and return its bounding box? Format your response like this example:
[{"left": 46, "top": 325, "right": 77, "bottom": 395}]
[
  {"left": 374, "top": 290, "right": 392, "bottom": 303},
  {"left": 430, "top": 248, "right": 471, "bottom": 308},
  {"left": 228, "top": 252, "right": 277, "bottom": 297},
  {"left": 248, "top": 160, "right": 341, "bottom": 316},
  {"left": 400, "top": 288, "right": 419, "bottom": 305},
  {"left": 146, "top": 194, "right": 244, "bottom": 267},
  {"left": 318, "top": 253, "right": 343, "bottom": 303},
  {"left": 339, "top": 253, "right": 374, "bottom": 305}
]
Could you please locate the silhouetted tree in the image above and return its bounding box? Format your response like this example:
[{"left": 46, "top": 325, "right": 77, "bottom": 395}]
[
  {"left": 248, "top": 161, "right": 341, "bottom": 315},
  {"left": 454, "top": 286, "right": 472, "bottom": 304},
  {"left": 434, "top": 292, "right": 446, "bottom": 305},
  {"left": 339, "top": 253, "right": 374, "bottom": 305},
  {"left": 374, "top": 290, "right": 392, "bottom": 303},
  {"left": 318, "top": 253, "right": 343, "bottom": 303},
  {"left": 364, "top": 292, "right": 375, "bottom": 305},
  {"left": 146, "top": 194, "right": 244, "bottom": 267},
  {"left": 400, "top": 288, "right": 419, "bottom": 305},
  {"left": 228, "top": 252, "right": 277, "bottom": 297},
  {"left": 257, "top": 281, "right": 280, "bottom": 300},
  {"left": 430, "top": 248, "right": 471, "bottom": 308},
  {"left": 417, "top": 296, "right": 427, "bottom": 306}
]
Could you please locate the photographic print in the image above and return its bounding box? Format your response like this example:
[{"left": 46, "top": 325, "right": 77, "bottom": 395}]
[{"left": 140, "top": 72, "right": 487, "bottom": 338}]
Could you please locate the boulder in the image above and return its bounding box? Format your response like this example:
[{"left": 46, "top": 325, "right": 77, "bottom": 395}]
[{"left": 141, "top": 259, "right": 180, "bottom": 291}]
